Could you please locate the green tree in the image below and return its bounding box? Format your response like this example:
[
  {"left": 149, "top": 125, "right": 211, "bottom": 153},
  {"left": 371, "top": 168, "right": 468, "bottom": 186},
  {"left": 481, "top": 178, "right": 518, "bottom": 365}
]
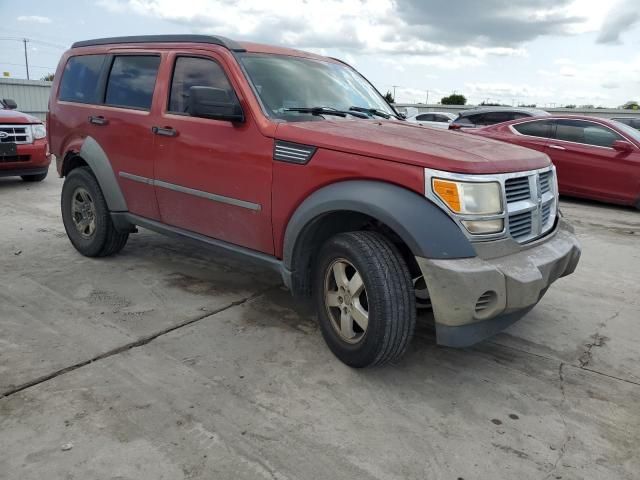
[
  {"left": 383, "top": 91, "right": 395, "bottom": 103},
  {"left": 41, "top": 73, "right": 54, "bottom": 81},
  {"left": 441, "top": 93, "right": 467, "bottom": 105}
]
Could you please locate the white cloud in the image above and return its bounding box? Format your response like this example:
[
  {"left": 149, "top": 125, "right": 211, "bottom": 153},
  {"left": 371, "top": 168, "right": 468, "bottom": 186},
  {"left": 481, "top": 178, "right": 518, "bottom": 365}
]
[{"left": 17, "top": 15, "right": 52, "bottom": 24}]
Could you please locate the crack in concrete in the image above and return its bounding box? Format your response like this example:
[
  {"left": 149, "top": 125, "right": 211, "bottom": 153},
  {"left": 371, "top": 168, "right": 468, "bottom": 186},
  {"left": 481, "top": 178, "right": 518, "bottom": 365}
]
[
  {"left": 544, "top": 362, "right": 571, "bottom": 480},
  {"left": 578, "top": 311, "right": 617, "bottom": 368},
  {"left": 0, "top": 286, "right": 277, "bottom": 400}
]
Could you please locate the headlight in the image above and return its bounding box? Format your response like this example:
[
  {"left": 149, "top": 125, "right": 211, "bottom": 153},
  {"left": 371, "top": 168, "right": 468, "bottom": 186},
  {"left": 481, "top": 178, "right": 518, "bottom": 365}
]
[
  {"left": 31, "top": 124, "right": 46, "bottom": 140},
  {"left": 432, "top": 179, "right": 502, "bottom": 215}
]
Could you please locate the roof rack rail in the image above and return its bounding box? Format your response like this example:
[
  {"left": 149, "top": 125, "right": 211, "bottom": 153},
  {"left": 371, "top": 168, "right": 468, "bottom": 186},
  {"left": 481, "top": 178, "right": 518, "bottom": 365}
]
[{"left": 71, "top": 35, "right": 246, "bottom": 52}]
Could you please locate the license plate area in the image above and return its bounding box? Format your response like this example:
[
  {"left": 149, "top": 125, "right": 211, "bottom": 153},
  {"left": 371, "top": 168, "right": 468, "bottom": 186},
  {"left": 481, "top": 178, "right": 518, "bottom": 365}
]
[{"left": 0, "top": 143, "right": 17, "bottom": 157}]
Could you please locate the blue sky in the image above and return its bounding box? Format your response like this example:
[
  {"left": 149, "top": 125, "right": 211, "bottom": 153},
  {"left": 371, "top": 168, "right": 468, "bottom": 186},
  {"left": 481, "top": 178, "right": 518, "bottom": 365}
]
[{"left": 1, "top": 0, "right": 638, "bottom": 107}]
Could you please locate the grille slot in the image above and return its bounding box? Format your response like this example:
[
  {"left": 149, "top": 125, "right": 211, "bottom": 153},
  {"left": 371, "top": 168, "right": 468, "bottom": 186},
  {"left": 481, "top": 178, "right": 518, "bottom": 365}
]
[
  {"left": 539, "top": 171, "right": 552, "bottom": 194},
  {"left": 475, "top": 291, "right": 496, "bottom": 313},
  {"left": 509, "top": 210, "right": 533, "bottom": 239},
  {"left": 0, "top": 125, "right": 32, "bottom": 144},
  {"left": 505, "top": 176, "right": 531, "bottom": 202},
  {"left": 0, "top": 155, "right": 30, "bottom": 163},
  {"left": 541, "top": 203, "right": 551, "bottom": 225}
]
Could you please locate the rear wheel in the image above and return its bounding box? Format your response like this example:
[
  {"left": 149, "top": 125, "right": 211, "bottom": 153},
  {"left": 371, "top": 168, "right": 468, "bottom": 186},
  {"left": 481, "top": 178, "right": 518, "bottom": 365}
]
[
  {"left": 61, "top": 166, "right": 129, "bottom": 257},
  {"left": 21, "top": 171, "right": 47, "bottom": 182},
  {"left": 314, "top": 231, "right": 416, "bottom": 368}
]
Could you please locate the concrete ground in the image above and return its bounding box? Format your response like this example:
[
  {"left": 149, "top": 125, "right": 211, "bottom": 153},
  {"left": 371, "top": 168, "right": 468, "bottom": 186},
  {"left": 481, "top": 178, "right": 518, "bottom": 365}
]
[{"left": 1, "top": 164, "right": 639, "bottom": 480}]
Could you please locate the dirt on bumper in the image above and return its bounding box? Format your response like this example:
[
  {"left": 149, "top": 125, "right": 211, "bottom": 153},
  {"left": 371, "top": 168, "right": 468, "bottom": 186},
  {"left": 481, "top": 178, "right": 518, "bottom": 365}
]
[{"left": 417, "top": 218, "right": 581, "bottom": 347}]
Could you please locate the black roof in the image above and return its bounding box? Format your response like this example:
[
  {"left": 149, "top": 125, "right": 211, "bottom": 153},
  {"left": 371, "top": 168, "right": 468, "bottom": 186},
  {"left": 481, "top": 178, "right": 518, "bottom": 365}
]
[{"left": 71, "top": 35, "right": 246, "bottom": 52}]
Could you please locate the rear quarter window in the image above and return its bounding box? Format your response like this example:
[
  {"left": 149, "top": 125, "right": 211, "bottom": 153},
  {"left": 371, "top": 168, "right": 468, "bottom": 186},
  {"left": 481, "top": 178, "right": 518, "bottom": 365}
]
[
  {"left": 105, "top": 55, "right": 161, "bottom": 110},
  {"left": 59, "top": 55, "right": 106, "bottom": 104}
]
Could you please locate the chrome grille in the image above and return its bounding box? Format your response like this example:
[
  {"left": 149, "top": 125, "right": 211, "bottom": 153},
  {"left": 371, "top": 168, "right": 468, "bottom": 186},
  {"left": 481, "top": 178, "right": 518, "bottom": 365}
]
[
  {"left": 424, "top": 165, "right": 558, "bottom": 244},
  {"left": 504, "top": 168, "right": 557, "bottom": 243},
  {"left": 0, "top": 124, "right": 32, "bottom": 144},
  {"left": 505, "top": 176, "right": 530, "bottom": 202}
]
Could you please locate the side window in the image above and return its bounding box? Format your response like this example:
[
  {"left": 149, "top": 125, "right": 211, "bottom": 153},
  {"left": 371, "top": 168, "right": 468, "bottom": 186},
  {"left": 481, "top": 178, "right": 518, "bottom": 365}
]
[
  {"left": 169, "top": 56, "right": 233, "bottom": 114},
  {"left": 105, "top": 55, "right": 161, "bottom": 110},
  {"left": 554, "top": 120, "right": 622, "bottom": 148},
  {"left": 465, "top": 114, "right": 486, "bottom": 125},
  {"left": 415, "top": 114, "right": 433, "bottom": 121},
  {"left": 434, "top": 115, "right": 450, "bottom": 122},
  {"left": 59, "top": 55, "right": 106, "bottom": 104},
  {"left": 513, "top": 120, "right": 552, "bottom": 138},
  {"left": 483, "top": 112, "right": 511, "bottom": 124}
]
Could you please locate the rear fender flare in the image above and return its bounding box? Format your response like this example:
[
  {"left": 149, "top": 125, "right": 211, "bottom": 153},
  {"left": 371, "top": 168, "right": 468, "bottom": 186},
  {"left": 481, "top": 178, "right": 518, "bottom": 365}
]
[{"left": 68, "top": 136, "right": 128, "bottom": 212}]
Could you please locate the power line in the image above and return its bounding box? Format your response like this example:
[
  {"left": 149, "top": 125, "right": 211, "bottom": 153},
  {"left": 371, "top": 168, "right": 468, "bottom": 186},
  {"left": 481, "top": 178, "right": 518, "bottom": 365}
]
[{"left": 0, "top": 62, "right": 56, "bottom": 70}]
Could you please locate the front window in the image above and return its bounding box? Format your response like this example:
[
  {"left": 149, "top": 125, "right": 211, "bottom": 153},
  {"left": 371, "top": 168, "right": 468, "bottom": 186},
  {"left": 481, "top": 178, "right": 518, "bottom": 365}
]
[
  {"left": 613, "top": 121, "right": 640, "bottom": 143},
  {"left": 239, "top": 53, "right": 394, "bottom": 121},
  {"left": 553, "top": 119, "right": 622, "bottom": 148}
]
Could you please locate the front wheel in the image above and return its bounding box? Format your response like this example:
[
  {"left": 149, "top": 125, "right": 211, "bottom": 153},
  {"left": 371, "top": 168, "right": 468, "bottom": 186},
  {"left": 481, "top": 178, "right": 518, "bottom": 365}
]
[{"left": 314, "top": 231, "right": 416, "bottom": 368}]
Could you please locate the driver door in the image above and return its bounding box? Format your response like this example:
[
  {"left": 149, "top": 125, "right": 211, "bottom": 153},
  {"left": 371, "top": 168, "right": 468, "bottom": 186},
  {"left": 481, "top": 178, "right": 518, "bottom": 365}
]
[{"left": 152, "top": 52, "right": 274, "bottom": 254}]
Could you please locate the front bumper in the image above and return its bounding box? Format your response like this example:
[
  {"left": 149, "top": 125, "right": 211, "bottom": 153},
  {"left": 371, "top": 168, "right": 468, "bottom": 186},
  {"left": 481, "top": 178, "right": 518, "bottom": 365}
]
[
  {"left": 416, "top": 218, "right": 581, "bottom": 347},
  {"left": 0, "top": 139, "right": 51, "bottom": 176}
]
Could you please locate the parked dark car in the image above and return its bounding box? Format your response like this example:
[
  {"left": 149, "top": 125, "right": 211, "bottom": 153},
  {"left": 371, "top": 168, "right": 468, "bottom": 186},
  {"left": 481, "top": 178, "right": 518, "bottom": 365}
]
[
  {"left": 611, "top": 117, "right": 640, "bottom": 131},
  {"left": 449, "top": 107, "right": 550, "bottom": 130},
  {"left": 464, "top": 115, "right": 640, "bottom": 208}
]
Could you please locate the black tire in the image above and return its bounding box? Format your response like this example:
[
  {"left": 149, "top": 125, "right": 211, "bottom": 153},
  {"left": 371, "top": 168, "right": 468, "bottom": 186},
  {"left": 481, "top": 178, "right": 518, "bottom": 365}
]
[
  {"left": 314, "top": 231, "right": 416, "bottom": 368},
  {"left": 21, "top": 171, "right": 48, "bottom": 182},
  {"left": 61, "top": 166, "right": 129, "bottom": 257}
]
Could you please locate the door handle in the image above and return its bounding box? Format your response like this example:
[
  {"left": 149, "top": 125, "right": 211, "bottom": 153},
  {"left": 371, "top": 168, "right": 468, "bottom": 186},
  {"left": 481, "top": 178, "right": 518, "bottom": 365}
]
[
  {"left": 88, "top": 115, "right": 108, "bottom": 126},
  {"left": 548, "top": 144, "right": 565, "bottom": 150},
  {"left": 152, "top": 126, "right": 178, "bottom": 137}
]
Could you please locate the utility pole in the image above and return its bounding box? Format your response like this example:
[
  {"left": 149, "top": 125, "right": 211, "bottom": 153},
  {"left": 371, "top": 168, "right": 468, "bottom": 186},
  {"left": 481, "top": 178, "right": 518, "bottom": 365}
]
[
  {"left": 426, "top": 90, "right": 430, "bottom": 105},
  {"left": 23, "top": 38, "right": 30, "bottom": 80},
  {"left": 392, "top": 85, "right": 400, "bottom": 101}
]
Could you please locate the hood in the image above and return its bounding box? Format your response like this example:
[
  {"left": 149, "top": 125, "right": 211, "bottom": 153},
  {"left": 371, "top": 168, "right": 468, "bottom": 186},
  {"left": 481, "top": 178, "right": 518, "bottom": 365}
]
[
  {"left": 274, "top": 119, "right": 550, "bottom": 174},
  {"left": 0, "top": 108, "right": 41, "bottom": 124}
]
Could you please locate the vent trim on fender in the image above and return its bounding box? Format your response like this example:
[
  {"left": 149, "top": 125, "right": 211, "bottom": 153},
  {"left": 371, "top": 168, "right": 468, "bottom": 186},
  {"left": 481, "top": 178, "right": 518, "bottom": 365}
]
[{"left": 273, "top": 140, "right": 317, "bottom": 165}]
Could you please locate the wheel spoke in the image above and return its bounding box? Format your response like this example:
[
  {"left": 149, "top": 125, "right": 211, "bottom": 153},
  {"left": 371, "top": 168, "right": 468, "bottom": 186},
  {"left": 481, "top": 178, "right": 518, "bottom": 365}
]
[
  {"left": 326, "top": 290, "right": 341, "bottom": 307},
  {"left": 348, "top": 271, "right": 364, "bottom": 296},
  {"left": 351, "top": 302, "right": 369, "bottom": 331},
  {"left": 332, "top": 262, "right": 348, "bottom": 288},
  {"left": 340, "top": 310, "right": 355, "bottom": 339}
]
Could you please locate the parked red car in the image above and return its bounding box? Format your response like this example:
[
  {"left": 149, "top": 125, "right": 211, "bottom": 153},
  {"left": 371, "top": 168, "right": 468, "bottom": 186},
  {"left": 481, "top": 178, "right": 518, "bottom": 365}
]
[
  {"left": 465, "top": 115, "right": 640, "bottom": 208},
  {"left": 47, "top": 35, "right": 581, "bottom": 367},
  {"left": 0, "top": 99, "right": 51, "bottom": 181}
]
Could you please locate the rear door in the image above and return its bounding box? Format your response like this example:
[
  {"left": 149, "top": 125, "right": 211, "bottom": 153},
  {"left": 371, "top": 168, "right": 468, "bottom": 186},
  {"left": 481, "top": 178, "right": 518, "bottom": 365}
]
[
  {"left": 546, "top": 119, "right": 637, "bottom": 202},
  {"left": 90, "top": 52, "right": 162, "bottom": 220},
  {"left": 151, "top": 51, "right": 274, "bottom": 253},
  {"left": 510, "top": 119, "right": 553, "bottom": 152}
]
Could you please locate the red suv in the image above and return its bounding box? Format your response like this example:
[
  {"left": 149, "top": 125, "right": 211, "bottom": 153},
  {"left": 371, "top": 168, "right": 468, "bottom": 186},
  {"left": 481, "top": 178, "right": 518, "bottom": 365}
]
[
  {"left": 1, "top": 99, "right": 51, "bottom": 181},
  {"left": 48, "top": 35, "right": 581, "bottom": 367}
]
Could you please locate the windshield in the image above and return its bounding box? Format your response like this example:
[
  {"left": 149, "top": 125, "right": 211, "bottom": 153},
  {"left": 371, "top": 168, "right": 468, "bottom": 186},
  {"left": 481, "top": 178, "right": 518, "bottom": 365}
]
[
  {"left": 612, "top": 120, "right": 640, "bottom": 143},
  {"left": 239, "top": 53, "right": 395, "bottom": 121}
]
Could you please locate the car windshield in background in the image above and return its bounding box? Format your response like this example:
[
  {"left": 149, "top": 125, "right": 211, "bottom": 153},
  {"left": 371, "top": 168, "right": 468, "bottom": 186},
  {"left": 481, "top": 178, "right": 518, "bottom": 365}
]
[
  {"left": 239, "top": 53, "right": 395, "bottom": 121},
  {"left": 613, "top": 121, "right": 640, "bottom": 142}
]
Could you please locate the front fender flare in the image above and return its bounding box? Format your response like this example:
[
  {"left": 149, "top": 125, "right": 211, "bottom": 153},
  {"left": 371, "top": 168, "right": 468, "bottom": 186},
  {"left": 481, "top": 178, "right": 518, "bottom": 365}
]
[{"left": 282, "top": 180, "right": 476, "bottom": 272}]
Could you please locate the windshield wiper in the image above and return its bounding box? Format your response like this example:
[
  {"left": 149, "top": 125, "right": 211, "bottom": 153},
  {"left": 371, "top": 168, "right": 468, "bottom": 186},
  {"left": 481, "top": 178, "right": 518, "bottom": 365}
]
[
  {"left": 284, "top": 106, "right": 370, "bottom": 119},
  {"left": 349, "top": 106, "right": 404, "bottom": 120}
]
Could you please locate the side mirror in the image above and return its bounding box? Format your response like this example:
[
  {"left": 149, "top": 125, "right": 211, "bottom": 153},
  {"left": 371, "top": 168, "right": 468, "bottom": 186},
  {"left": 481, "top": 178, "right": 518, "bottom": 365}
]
[
  {"left": 188, "top": 86, "right": 244, "bottom": 123},
  {"left": 612, "top": 140, "right": 634, "bottom": 153},
  {"left": 2, "top": 98, "right": 17, "bottom": 110}
]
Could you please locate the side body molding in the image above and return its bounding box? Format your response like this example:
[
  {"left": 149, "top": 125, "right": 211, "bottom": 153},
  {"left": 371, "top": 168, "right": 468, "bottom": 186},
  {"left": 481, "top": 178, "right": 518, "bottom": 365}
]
[
  {"left": 78, "top": 136, "right": 128, "bottom": 212},
  {"left": 282, "top": 180, "right": 476, "bottom": 271}
]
